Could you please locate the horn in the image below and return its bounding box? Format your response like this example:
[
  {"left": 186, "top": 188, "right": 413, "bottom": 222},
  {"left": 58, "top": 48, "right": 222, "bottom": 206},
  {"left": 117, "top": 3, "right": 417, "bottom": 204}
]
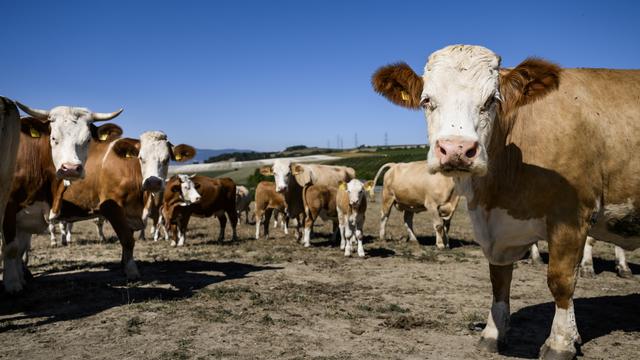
[
  {"left": 92, "top": 108, "right": 124, "bottom": 122},
  {"left": 16, "top": 101, "right": 50, "bottom": 119}
]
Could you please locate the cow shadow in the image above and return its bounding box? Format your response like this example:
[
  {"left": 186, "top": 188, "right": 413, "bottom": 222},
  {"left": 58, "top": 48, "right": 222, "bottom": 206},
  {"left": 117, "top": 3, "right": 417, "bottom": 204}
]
[
  {"left": 499, "top": 293, "right": 640, "bottom": 358},
  {"left": 524, "top": 251, "right": 639, "bottom": 277},
  {"left": 0, "top": 260, "right": 279, "bottom": 332},
  {"left": 416, "top": 235, "right": 475, "bottom": 249}
]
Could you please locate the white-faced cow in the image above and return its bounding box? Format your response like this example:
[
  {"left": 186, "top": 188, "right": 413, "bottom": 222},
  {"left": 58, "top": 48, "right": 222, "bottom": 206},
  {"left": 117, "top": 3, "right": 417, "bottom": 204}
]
[
  {"left": 337, "top": 179, "right": 373, "bottom": 257},
  {"left": 371, "top": 161, "right": 459, "bottom": 249},
  {"left": 2, "top": 103, "right": 123, "bottom": 293},
  {"left": 372, "top": 44, "right": 640, "bottom": 359}
]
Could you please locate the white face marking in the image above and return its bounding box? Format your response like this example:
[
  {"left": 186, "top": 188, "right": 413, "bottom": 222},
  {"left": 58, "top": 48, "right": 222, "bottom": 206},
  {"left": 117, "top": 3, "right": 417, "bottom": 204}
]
[
  {"left": 139, "top": 131, "right": 171, "bottom": 192},
  {"left": 47, "top": 107, "right": 94, "bottom": 179},
  {"left": 345, "top": 179, "right": 365, "bottom": 207},
  {"left": 272, "top": 159, "right": 292, "bottom": 193},
  {"left": 177, "top": 174, "right": 201, "bottom": 205},
  {"left": 421, "top": 45, "right": 501, "bottom": 177}
]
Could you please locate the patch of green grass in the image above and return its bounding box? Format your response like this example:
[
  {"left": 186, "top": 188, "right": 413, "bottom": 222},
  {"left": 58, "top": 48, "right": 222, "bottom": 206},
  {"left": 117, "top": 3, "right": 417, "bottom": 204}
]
[
  {"left": 377, "top": 303, "right": 409, "bottom": 314},
  {"left": 125, "top": 316, "right": 143, "bottom": 335},
  {"left": 328, "top": 147, "right": 428, "bottom": 182},
  {"left": 259, "top": 313, "right": 275, "bottom": 326}
]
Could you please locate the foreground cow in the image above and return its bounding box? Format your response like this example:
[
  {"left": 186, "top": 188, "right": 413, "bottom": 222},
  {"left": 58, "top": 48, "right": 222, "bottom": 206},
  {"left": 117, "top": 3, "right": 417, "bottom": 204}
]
[
  {"left": 337, "top": 179, "right": 372, "bottom": 257},
  {"left": 0, "top": 97, "right": 20, "bottom": 259},
  {"left": 56, "top": 131, "right": 195, "bottom": 280},
  {"left": 3, "top": 103, "right": 123, "bottom": 293},
  {"left": 163, "top": 175, "right": 237, "bottom": 246},
  {"left": 236, "top": 185, "right": 252, "bottom": 224},
  {"left": 371, "top": 161, "right": 459, "bottom": 248},
  {"left": 254, "top": 181, "right": 288, "bottom": 239},
  {"left": 372, "top": 44, "right": 640, "bottom": 359},
  {"left": 260, "top": 160, "right": 355, "bottom": 241},
  {"left": 302, "top": 184, "right": 339, "bottom": 247}
]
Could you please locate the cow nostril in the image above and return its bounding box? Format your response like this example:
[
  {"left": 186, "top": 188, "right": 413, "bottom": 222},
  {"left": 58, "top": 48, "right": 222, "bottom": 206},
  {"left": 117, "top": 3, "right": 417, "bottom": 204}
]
[
  {"left": 465, "top": 147, "right": 477, "bottom": 158},
  {"left": 439, "top": 145, "right": 447, "bottom": 156}
]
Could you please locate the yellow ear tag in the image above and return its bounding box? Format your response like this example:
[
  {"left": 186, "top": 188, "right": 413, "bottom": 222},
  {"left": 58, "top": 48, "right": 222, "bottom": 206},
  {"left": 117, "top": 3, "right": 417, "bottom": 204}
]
[
  {"left": 29, "top": 127, "right": 41, "bottom": 138},
  {"left": 99, "top": 133, "right": 109, "bottom": 141},
  {"left": 175, "top": 154, "right": 182, "bottom": 161},
  {"left": 339, "top": 183, "right": 346, "bottom": 191},
  {"left": 400, "top": 91, "right": 410, "bottom": 102}
]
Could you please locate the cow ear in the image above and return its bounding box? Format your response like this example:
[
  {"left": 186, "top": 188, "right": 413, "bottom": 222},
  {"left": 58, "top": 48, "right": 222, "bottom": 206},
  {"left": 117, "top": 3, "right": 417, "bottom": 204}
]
[
  {"left": 338, "top": 181, "right": 347, "bottom": 191},
  {"left": 112, "top": 138, "right": 140, "bottom": 159},
  {"left": 171, "top": 184, "right": 181, "bottom": 193},
  {"left": 363, "top": 180, "right": 374, "bottom": 191},
  {"left": 171, "top": 144, "right": 196, "bottom": 162},
  {"left": 292, "top": 164, "right": 304, "bottom": 176},
  {"left": 499, "top": 58, "right": 561, "bottom": 116},
  {"left": 20, "top": 117, "right": 50, "bottom": 138},
  {"left": 259, "top": 166, "right": 273, "bottom": 176},
  {"left": 372, "top": 62, "right": 424, "bottom": 110},
  {"left": 92, "top": 123, "right": 123, "bottom": 142}
]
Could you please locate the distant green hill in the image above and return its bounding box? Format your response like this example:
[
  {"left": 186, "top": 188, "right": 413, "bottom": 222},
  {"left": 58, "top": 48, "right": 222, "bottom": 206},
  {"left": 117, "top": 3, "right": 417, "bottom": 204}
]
[{"left": 327, "top": 147, "right": 427, "bottom": 183}]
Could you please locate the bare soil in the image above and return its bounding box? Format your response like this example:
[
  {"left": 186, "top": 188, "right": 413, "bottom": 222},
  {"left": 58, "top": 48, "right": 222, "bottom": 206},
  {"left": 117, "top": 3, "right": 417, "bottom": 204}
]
[{"left": 1, "top": 199, "right": 639, "bottom": 359}]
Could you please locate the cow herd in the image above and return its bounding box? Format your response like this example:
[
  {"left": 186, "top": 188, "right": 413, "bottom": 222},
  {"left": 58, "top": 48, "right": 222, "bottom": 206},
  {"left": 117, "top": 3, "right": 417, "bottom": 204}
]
[{"left": 1, "top": 44, "right": 640, "bottom": 360}]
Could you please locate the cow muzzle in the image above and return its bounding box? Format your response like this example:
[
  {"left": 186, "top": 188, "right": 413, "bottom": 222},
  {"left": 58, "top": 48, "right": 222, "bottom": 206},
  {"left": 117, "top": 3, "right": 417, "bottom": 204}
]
[
  {"left": 276, "top": 185, "right": 288, "bottom": 193},
  {"left": 435, "top": 137, "right": 479, "bottom": 172},
  {"left": 142, "top": 176, "right": 164, "bottom": 192},
  {"left": 57, "top": 163, "right": 84, "bottom": 180}
]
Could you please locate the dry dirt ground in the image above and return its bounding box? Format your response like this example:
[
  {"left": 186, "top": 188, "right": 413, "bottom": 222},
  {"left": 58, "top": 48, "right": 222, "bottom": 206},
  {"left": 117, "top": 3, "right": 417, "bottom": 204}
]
[{"left": 1, "top": 199, "right": 639, "bottom": 359}]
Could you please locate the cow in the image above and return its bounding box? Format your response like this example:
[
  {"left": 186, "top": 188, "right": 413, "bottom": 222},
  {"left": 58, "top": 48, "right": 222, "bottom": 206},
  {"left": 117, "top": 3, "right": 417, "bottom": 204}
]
[
  {"left": 254, "top": 181, "right": 288, "bottom": 239},
  {"left": 337, "top": 179, "right": 373, "bottom": 257},
  {"left": 529, "top": 238, "right": 634, "bottom": 278},
  {"left": 302, "top": 184, "right": 340, "bottom": 247},
  {"left": 162, "top": 175, "right": 237, "bottom": 246},
  {"left": 371, "top": 44, "right": 640, "bottom": 359},
  {"left": 3, "top": 103, "right": 124, "bottom": 293},
  {"left": 259, "top": 159, "right": 356, "bottom": 242},
  {"left": 236, "top": 185, "right": 252, "bottom": 224},
  {"left": 55, "top": 131, "right": 195, "bottom": 282},
  {"left": 371, "top": 161, "right": 459, "bottom": 249},
  {"left": 0, "top": 97, "right": 20, "bottom": 264}
]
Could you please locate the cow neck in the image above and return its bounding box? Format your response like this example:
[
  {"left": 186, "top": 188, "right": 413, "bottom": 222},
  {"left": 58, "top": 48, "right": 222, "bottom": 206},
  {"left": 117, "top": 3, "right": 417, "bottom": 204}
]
[
  {"left": 285, "top": 173, "right": 304, "bottom": 215},
  {"left": 14, "top": 132, "right": 63, "bottom": 209}
]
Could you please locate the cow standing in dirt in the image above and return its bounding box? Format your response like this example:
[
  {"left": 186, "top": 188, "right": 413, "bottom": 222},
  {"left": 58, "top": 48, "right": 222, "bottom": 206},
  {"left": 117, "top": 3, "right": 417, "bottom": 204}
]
[
  {"left": 371, "top": 161, "right": 459, "bottom": 249},
  {"left": 372, "top": 44, "right": 640, "bottom": 359},
  {"left": 302, "top": 184, "right": 340, "bottom": 247},
  {"left": 254, "top": 181, "right": 288, "bottom": 239},
  {"left": 162, "top": 175, "right": 237, "bottom": 246},
  {"left": 337, "top": 179, "right": 373, "bottom": 257},
  {"left": 236, "top": 185, "right": 252, "bottom": 224}
]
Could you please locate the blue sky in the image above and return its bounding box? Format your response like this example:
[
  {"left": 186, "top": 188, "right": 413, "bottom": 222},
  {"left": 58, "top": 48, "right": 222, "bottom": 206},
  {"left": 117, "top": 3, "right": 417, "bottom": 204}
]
[{"left": 2, "top": 0, "right": 639, "bottom": 152}]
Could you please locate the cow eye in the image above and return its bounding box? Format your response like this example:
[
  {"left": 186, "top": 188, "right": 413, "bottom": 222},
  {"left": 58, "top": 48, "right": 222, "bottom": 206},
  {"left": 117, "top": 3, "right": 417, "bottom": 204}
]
[
  {"left": 420, "top": 97, "right": 436, "bottom": 111},
  {"left": 194, "top": 183, "right": 201, "bottom": 190}
]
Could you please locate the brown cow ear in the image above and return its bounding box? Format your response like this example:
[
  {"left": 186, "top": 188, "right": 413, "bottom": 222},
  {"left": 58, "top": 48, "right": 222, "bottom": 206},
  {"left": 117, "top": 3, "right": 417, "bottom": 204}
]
[
  {"left": 20, "top": 117, "right": 50, "bottom": 138},
  {"left": 372, "top": 62, "right": 424, "bottom": 110},
  {"left": 499, "top": 58, "right": 561, "bottom": 115},
  {"left": 112, "top": 138, "right": 140, "bottom": 159},
  {"left": 171, "top": 144, "right": 196, "bottom": 162},
  {"left": 92, "top": 123, "right": 123, "bottom": 142},
  {"left": 171, "top": 184, "right": 181, "bottom": 193},
  {"left": 292, "top": 164, "right": 304, "bottom": 176},
  {"left": 259, "top": 166, "right": 273, "bottom": 176}
]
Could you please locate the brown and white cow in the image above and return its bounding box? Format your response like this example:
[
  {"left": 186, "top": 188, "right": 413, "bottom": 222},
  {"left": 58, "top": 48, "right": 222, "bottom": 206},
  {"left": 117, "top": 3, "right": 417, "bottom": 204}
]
[
  {"left": 235, "top": 185, "right": 252, "bottom": 224},
  {"left": 260, "top": 159, "right": 355, "bottom": 242},
  {"left": 371, "top": 161, "right": 459, "bottom": 249},
  {"left": 55, "top": 131, "right": 195, "bottom": 280},
  {"left": 373, "top": 44, "right": 640, "bottom": 359},
  {"left": 254, "top": 181, "right": 288, "bottom": 240},
  {"left": 0, "top": 97, "right": 21, "bottom": 264},
  {"left": 302, "top": 184, "right": 340, "bottom": 247},
  {"left": 337, "top": 179, "right": 373, "bottom": 257},
  {"left": 3, "top": 103, "right": 124, "bottom": 293},
  {"left": 162, "top": 175, "right": 237, "bottom": 246}
]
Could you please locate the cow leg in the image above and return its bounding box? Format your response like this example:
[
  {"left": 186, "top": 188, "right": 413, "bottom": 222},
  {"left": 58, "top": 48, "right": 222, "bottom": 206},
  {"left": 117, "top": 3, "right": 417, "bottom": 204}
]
[
  {"left": 177, "top": 225, "right": 186, "bottom": 247},
  {"left": 478, "top": 263, "right": 513, "bottom": 353},
  {"left": 337, "top": 210, "right": 346, "bottom": 251},
  {"left": 403, "top": 211, "right": 418, "bottom": 242},
  {"left": 255, "top": 207, "right": 264, "bottom": 240},
  {"left": 62, "top": 222, "right": 73, "bottom": 245},
  {"left": 379, "top": 192, "right": 394, "bottom": 240},
  {"left": 49, "top": 223, "right": 58, "bottom": 246},
  {"left": 303, "top": 212, "right": 315, "bottom": 248},
  {"left": 283, "top": 214, "right": 289, "bottom": 235},
  {"left": 539, "top": 224, "right": 585, "bottom": 360},
  {"left": 152, "top": 215, "right": 162, "bottom": 242},
  {"left": 356, "top": 215, "right": 365, "bottom": 257},
  {"left": 579, "top": 236, "right": 596, "bottom": 278},
  {"left": 217, "top": 215, "right": 227, "bottom": 242},
  {"left": 138, "top": 218, "right": 147, "bottom": 241},
  {"left": 95, "top": 217, "right": 107, "bottom": 242},
  {"left": 614, "top": 246, "right": 633, "bottom": 278},
  {"left": 3, "top": 230, "right": 32, "bottom": 293},
  {"left": 264, "top": 208, "right": 274, "bottom": 239},
  {"left": 100, "top": 201, "right": 140, "bottom": 281},
  {"left": 227, "top": 207, "right": 238, "bottom": 241},
  {"left": 530, "top": 242, "right": 544, "bottom": 265},
  {"left": 245, "top": 209, "right": 250, "bottom": 225},
  {"left": 170, "top": 222, "right": 179, "bottom": 247}
]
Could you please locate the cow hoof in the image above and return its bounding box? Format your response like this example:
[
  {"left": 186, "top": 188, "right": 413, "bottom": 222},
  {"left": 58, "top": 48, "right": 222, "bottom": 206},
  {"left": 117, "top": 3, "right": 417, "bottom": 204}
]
[
  {"left": 580, "top": 266, "right": 595, "bottom": 278},
  {"left": 617, "top": 267, "right": 633, "bottom": 279},
  {"left": 477, "top": 337, "right": 503, "bottom": 353},
  {"left": 539, "top": 344, "right": 576, "bottom": 360},
  {"left": 170, "top": 241, "right": 177, "bottom": 247}
]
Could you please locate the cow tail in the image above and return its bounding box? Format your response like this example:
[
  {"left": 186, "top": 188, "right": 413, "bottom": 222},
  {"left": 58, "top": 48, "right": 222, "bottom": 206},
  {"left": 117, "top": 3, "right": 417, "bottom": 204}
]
[{"left": 370, "top": 163, "right": 395, "bottom": 202}]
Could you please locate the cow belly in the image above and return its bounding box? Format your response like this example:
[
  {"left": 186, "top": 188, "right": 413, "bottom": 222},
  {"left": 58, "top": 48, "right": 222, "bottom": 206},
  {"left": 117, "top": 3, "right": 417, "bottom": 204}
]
[
  {"left": 16, "top": 201, "right": 51, "bottom": 234},
  {"left": 469, "top": 207, "right": 546, "bottom": 265},
  {"left": 589, "top": 200, "right": 640, "bottom": 251}
]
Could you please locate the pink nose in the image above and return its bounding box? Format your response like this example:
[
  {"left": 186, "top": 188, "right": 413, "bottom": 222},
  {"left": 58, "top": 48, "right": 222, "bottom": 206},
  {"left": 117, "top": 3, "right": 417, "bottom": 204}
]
[
  {"left": 435, "top": 138, "right": 479, "bottom": 170},
  {"left": 57, "top": 163, "right": 83, "bottom": 179}
]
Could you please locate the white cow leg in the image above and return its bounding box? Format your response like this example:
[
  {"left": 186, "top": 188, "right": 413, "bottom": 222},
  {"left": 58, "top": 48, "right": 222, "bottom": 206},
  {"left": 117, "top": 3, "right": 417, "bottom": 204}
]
[
  {"left": 255, "top": 217, "right": 262, "bottom": 240},
  {"left": 356, "top": 229, "right": 365, "bottom": 257},
  {"left": 177, "top": 227, "right": 186, "bottom": 247},
  {"left": 433, "top": 218, "right": 448, "bottom": 249},
  {"left": 63, "top": 222, "right": 73, "bottom": 245},
  {"left": 614, "top": 246, "right": 633, "bottom": 278},
  {"left": 530, "top": 242, "right": 544, "bottom": 265},
  {"left": 49, "top": 223, "right": 58, "bottom": 246},
  {"left": 540, "top": 302, "right": 581, "bottom": 360},
  {"left": 579, "top": 236, "right": 596, "bottom": 278},
  {"left": 403, "top": 211, "right": 418, "bottom": 242},
  {"left": 303, "top": 226, "right": 312, "bottom": 248},
  {"left": 283, "top": 217, "right": 289, "bottom": 235},
  {"left": 339, "top": 224, "right": 346, "bottom": 250},
  {"left": 478, "top": 264, "right": 512, "bottom": 353},
  {"left": 379, "top": 215, "right": 389, "bottom": 240}
]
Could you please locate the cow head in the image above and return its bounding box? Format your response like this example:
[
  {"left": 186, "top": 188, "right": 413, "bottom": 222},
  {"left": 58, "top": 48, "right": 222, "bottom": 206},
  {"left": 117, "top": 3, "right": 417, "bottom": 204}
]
[
  {"left": 372, "top": 45, "right": 560, "bottom": 178},
  {"left": 113, "top": 131, "right": 196, "bottom": 193},
  {"left": 171, "top": 174, "right": 201, "bottom": 206},
  {"left": 17, "top": 103, "right": 123, "bottom": 180},
  {"left": 260, "top": 159, "right": 304, "bottom": 193},
  {"left": 340, "top": 179, "right": 373, "bottom": 207}
]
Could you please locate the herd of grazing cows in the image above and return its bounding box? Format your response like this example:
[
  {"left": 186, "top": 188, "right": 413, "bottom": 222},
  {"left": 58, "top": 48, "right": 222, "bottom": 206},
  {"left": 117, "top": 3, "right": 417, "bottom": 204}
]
[{"left": 1, "top": 44, "right": 639, "bottom": 359}]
